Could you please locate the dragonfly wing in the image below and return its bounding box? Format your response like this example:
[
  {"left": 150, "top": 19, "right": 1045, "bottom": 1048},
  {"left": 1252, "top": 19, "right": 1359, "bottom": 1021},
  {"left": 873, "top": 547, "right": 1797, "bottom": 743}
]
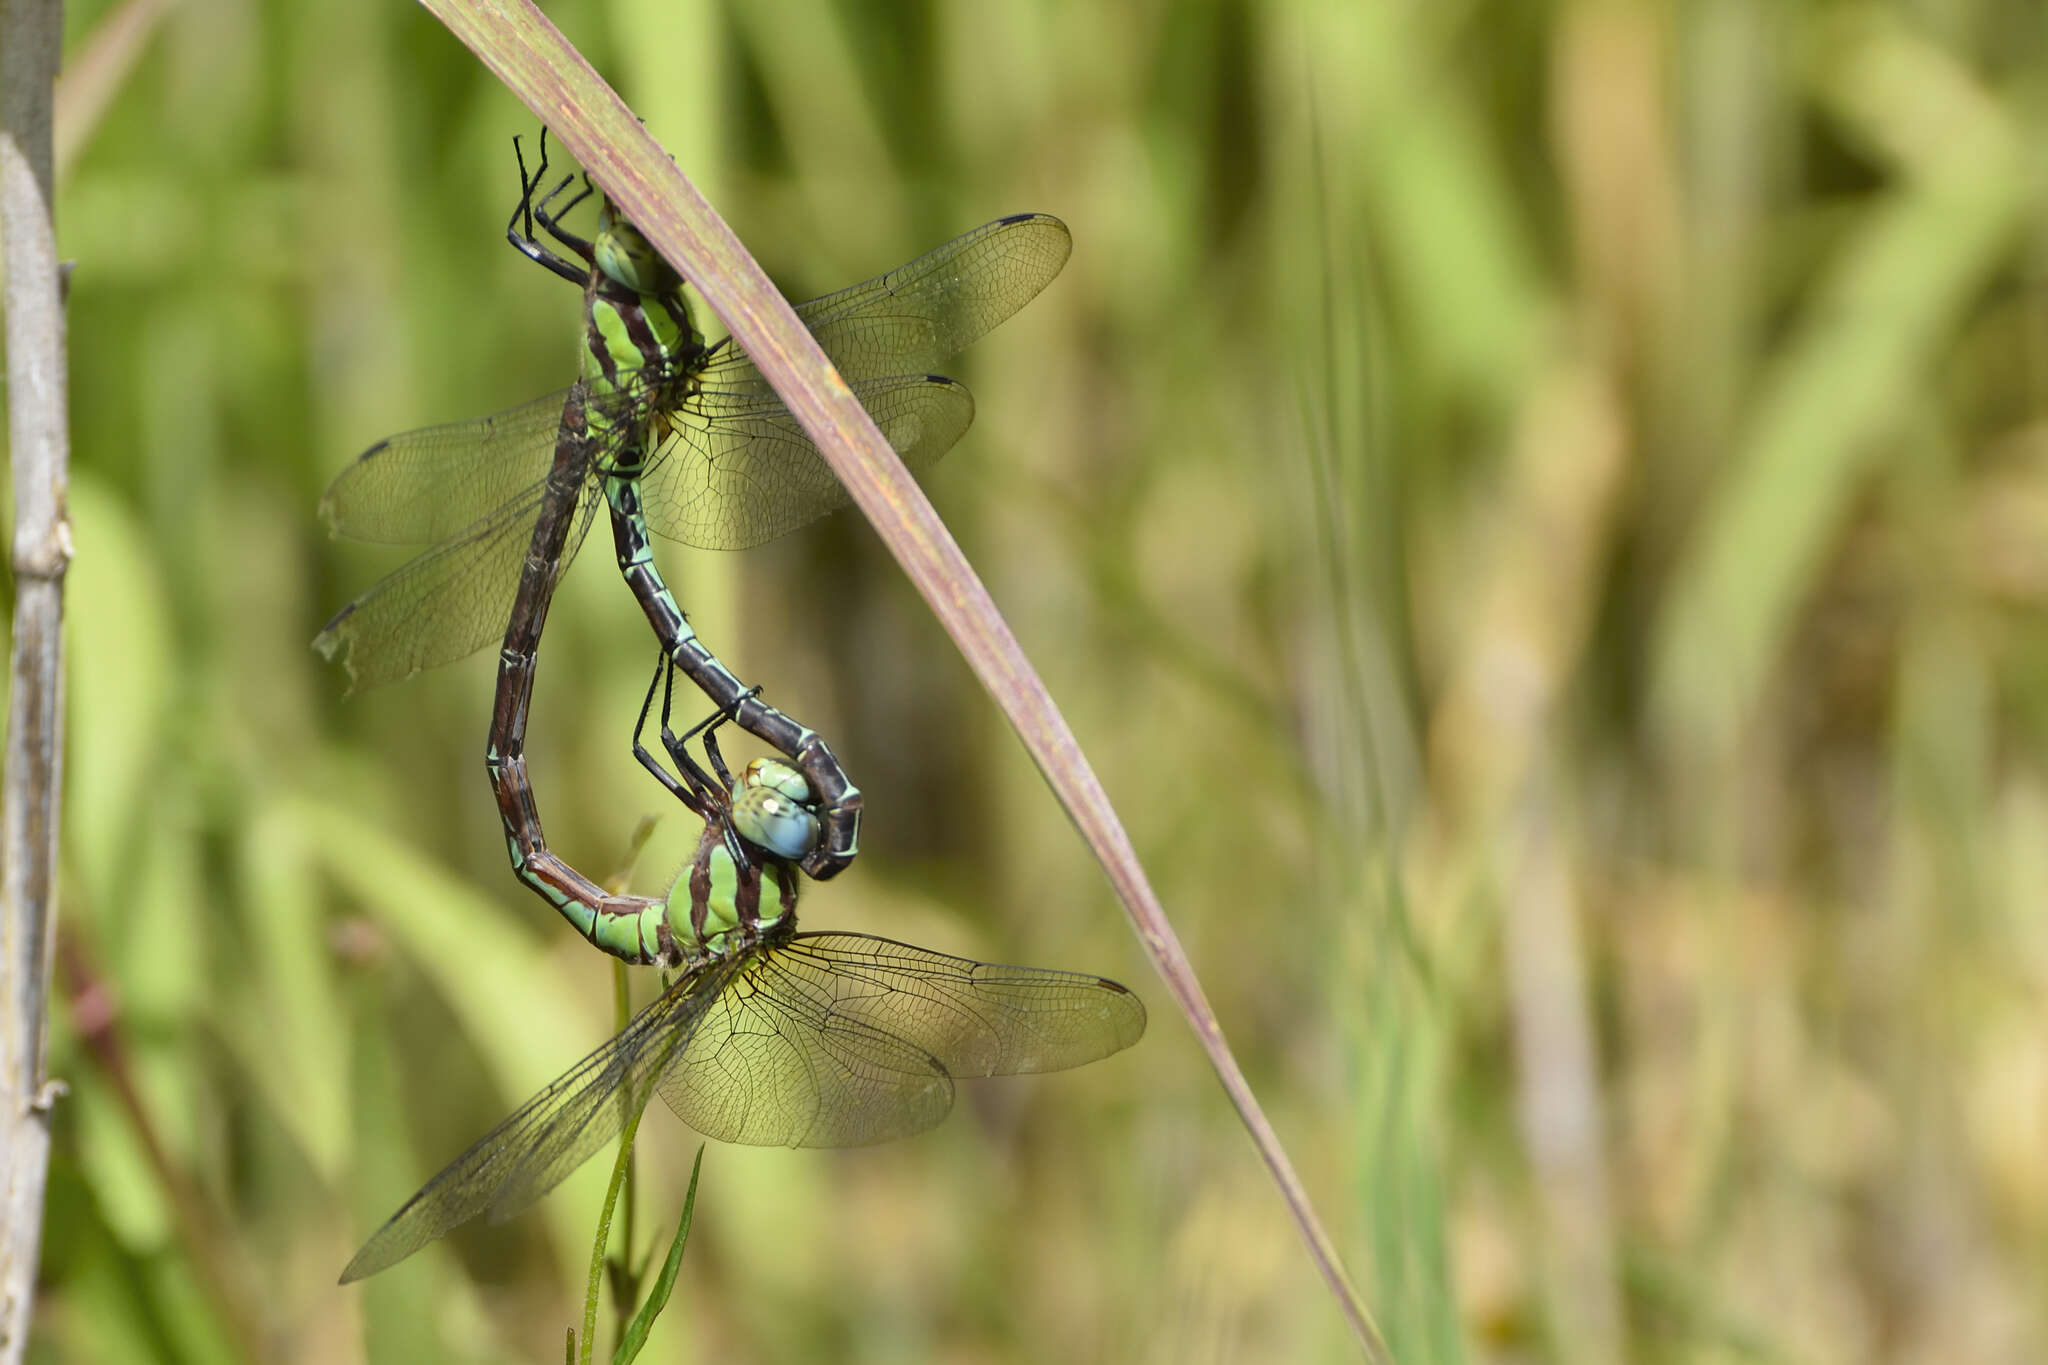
[
  {"left": 771, "top": 933, "right": 1146, "bottom": 1078},
  {"left": 313, "top": 478, "right": 600, "bottom": 692},
  {"left": 340, "top": 962, "right": 738, "bottom": 1283},
  {"left": 637, "top": 374, "right": 974, "bottom": 550},
  {"left": 651, "top": 932, "right": 1144, "bottom": 1148},
  {"left": 319, "top": 388, "right": 577, "bottom": 545},
  {"left": 653, "top": 950, "right": 956, "bottom": 1148},
  {"left": 699, "top": 213, "right": 1072, "bottom": 390}
]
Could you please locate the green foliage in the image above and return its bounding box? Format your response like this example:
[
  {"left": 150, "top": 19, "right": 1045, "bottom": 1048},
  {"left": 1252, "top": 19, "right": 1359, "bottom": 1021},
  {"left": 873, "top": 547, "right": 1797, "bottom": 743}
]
[
  {"left": 604, "top": 1147, "right": 703, "bottom": 1364},
  {"left": 22, "top": 0, "right": 2048, "bottom": 1361}
]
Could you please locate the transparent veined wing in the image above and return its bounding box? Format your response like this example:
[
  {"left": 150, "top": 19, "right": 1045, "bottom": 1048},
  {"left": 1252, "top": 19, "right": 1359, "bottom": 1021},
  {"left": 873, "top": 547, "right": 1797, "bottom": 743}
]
[
  {"left": 312, "top": 479, "right": 602, "bottom": 693},
  {"left": 636, "top": 374, "right": 974, "bottom": 550},
  {"left": 770, "top": 933, "right": 1147, "bottom": 1078},
  {"left": 651, "top": 960, "right": 953, "bottom": 1148},
  {"left": 698, "top": 213, "right": 1072, "bottom": 393},
  {"left": 651, "top": 932, "right": 1145, "bottom": 1148},
  {"left": 318, "top": 388, "right": 576, "bottom": 545},
  {"left": 342, "top": 931, "right": 1144, "bottom": 1278},
  {"left": 340, "top": 958, "right": 743, "bottom": 1283}
]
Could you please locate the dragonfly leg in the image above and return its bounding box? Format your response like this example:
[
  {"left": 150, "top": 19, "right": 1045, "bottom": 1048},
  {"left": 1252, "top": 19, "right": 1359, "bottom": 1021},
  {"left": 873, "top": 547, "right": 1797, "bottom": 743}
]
[
  {"left": 526, "top": 127, "right": 595, "bottom": 259},
  {"left": 509, "top": 130, "right": 591, "bottom": 284},
  {"left": 532, "top": 177, "right": 595, "bottom": 260},
  {"left": 657, "top": 670, "right": 763, "bottom": 872},
  {"left": 655, "top": 668, "right": 739, "bottom": 800},
  {"left": 690, "top": 692, "right": 756, "bottom": 793},
  {"left": 632, "top": 652, "right": 716, "bottom": 818},
  {"left": 633, "top": 656, "right": 763, "bottom": 875}
]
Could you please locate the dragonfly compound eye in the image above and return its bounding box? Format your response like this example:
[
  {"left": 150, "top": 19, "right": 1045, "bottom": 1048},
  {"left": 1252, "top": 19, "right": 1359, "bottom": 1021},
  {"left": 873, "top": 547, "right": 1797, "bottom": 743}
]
[
  {"left": 741, "top": 757, "right": 813, "bottom": 805},
  {"left": 731, "top": 786, "right": 822, "bottom": 861}
]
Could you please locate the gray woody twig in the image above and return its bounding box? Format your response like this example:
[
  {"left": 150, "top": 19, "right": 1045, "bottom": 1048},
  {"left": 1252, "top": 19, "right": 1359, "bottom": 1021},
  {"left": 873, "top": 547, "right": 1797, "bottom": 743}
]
[{"left": 1, "top": 0, "right": 73, "bottom": 1361}]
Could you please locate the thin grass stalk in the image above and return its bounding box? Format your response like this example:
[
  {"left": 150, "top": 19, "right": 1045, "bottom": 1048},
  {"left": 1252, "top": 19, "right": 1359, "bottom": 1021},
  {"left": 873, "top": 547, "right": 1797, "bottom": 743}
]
[
  {"left": 580, "top": 1089, "right": 646, "bottom": 1365},
  {"left": 414, "top": 1, "right": 1391, "bottom": 1357},
  {"left": 0, "top": 2, "right": 72, "bottom": 1358}
]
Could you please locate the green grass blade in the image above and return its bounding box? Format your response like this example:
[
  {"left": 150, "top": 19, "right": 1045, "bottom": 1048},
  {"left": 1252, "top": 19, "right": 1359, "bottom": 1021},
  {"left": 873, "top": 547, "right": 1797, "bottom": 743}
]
[
  {"left": 611, "top": 1146, "right": 704, "bottom": 1364},
  {"left": 578, "top": 1088, "right": 653, "bottom": 1365}
]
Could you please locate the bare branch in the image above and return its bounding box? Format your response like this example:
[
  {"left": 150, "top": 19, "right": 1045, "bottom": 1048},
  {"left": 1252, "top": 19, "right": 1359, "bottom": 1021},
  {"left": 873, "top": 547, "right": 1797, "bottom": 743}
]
[{"left": 0, "top": 0, "right": 74, "bottom": 1359}]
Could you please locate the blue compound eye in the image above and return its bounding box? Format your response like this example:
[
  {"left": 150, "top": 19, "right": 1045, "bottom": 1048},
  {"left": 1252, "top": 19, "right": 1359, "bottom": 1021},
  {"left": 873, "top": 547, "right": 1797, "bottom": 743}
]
[{"left": 731, "top": 785, "right": 821, "bottom": 860}]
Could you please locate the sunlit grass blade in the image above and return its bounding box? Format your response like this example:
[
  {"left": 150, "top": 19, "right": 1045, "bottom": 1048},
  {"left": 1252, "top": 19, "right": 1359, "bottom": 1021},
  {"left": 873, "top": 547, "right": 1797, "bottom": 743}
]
[
  {"left": 574, "top": 1073, "right": 657, "bottom": 1365},
  {"left": 610, "top": 1147, "right": 703, "bottom": 1364}
]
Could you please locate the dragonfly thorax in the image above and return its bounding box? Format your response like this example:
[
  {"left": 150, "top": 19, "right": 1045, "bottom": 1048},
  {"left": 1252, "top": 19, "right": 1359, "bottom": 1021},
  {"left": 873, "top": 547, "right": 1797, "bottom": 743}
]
[
  {"left": 583, "top": 202, "right": 701, "bottom": 401},
  {"left": 664, "top": 819, "right": 796, "bottom": 957}
]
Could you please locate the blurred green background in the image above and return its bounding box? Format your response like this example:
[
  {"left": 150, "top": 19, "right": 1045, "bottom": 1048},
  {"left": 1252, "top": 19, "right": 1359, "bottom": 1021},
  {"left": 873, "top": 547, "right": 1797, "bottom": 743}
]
[{"left": 13, "top": 0, "right": 2048, "bottom": 1360}]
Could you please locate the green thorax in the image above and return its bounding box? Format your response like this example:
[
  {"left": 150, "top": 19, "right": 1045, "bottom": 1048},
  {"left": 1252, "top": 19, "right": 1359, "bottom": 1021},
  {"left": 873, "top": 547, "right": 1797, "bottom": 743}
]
[
  {"left": 583, "top": 200, "right": 703, "bottom": 398},
  {"left": 665, "top": 818, "right": 799, "bottom": 960},
  {"left": 661, "top": 758, "right": 817, "bottom": 958}
]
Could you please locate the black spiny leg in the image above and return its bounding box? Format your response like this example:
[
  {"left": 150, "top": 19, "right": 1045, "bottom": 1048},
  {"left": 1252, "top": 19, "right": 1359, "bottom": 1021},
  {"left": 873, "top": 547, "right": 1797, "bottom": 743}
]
[
  {"left": 632, "top": 653, "right": 717, "bottom": 819},
  {"left": 633, "top": 654, "right": 764, "bottom": 871},
  {"left": 509, "top": 129, "right": 593, "bottom": 283},
  {"left": 690, "top": 705, "right": 745, "bottom": 794},
  {"left": 662, "top": 671, "right": 749, "bottom": 798},
  {"left": 660, "top": 668, "right": 765, "bottom": 871},
  {"left": 650, "top": 663, "right": 756, "bottom": 797},
  {"left": 531, "top": 159, "right": 595, "bottom": 260}
]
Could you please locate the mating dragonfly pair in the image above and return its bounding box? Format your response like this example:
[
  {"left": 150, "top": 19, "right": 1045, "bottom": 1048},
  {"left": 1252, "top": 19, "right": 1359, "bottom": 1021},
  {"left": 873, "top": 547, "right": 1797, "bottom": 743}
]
[{"left": 317, "top": 136, "right": 1143, "bottom": 1281}]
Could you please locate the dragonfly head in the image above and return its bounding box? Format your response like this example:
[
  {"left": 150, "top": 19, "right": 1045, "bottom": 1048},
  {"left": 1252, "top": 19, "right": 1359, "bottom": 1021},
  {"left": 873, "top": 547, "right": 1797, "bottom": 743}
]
[
  {"left": 730, "top": 758, "right": 822, "bottom": 862},
  {"left": 594, "top": 199, "right": 681, "bottom": 296}
]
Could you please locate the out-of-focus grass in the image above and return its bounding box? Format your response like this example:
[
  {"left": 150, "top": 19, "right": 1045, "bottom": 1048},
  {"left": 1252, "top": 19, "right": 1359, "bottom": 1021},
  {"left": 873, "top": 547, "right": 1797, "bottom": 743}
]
[{"left": 14, "top": 1, "right": 2048, "bottom": 1361}]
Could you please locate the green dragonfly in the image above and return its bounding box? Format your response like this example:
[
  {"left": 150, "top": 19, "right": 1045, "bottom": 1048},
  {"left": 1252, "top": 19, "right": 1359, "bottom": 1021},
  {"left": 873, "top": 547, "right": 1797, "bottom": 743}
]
[
  {"left": 340, "top": 661, "right": 1145, "bottom": 1282},
  {"left": 317, "top": 134, "right": 1072, "bottom": 896}
]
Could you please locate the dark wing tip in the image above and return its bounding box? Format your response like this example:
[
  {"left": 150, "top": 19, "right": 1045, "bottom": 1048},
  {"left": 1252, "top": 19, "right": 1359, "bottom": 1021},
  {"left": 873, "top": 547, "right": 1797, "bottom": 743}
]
[
  {"left": 1101, "top": 978, "right": 1148, "bottom": 1046},
  {"left": 997, "top": 211, "right": 1059, "bottom": 229},
  {"left": 317, "top": 438, "right": 392, "bottom": 533},
  {"left": 314, "top": 602, "right": 356, "bottom": 637}
]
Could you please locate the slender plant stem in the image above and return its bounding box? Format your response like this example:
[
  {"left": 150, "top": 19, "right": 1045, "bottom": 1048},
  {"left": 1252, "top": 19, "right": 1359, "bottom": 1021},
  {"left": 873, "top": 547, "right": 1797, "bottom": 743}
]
[
  {"left": 609, "top": 959, "right": 639, "bottom": 1349},
  {"left": 581, "top": 1079, "right": 651, "bottom": 1365},
  {"left": 415, "top": 3, "right": 1392, "bottom": 1358},
  {"left": 0, "top": 2, "right": 73, "bottom": 1360},
  {"left": 586, "top": 830, "right": 654, "bottom": 1362}
]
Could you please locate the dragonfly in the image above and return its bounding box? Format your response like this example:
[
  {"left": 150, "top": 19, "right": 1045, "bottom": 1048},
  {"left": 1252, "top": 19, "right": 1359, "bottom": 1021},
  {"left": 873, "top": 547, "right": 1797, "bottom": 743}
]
[
  {"left": 316, "top": 132, "right": 1073, "bottom": 901},
  {"left": 339, "top": 659, "right": 1146, "bottom": 1282}
]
